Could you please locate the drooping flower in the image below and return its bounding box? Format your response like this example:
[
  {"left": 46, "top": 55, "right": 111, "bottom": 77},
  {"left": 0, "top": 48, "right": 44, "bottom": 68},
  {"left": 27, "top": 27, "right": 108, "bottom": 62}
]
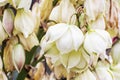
[
  {"left": 14, "top": 9, "right": 35, "bottom": 38},
  {"left": 40, "top": 23, "right": 84, "bottom": 71},
  {"left": 49, "top": 0, "right": 77, "bottom": 24},
  {"left": 83, "top": 29, "right": 112, "bottom": 60}
]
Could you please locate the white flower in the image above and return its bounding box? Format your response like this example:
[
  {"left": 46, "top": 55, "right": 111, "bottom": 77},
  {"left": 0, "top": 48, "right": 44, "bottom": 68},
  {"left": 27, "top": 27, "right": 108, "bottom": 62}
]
[
  {"left": 41, "top": 23, "right": 84, "bottom": 54},
  {"left": 49, "top": 0, "right": 76, "bottom": 24},
  {"left": 14, "top": 9, "right": 35, "bottom": 38},
  {"left": 83, "top": 29, "right": 112, "bottom": 59},
  {"left": 40, "top": 23, "right": 84, "bottom": 70}
]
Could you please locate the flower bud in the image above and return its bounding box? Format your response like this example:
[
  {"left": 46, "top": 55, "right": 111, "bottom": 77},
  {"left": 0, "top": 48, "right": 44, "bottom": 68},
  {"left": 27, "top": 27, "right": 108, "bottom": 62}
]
[
  {"left": 14, "top": 9, "right": 35, "bottom": 38},
  {"left": 49, "top": 0, "right": 77, "bottom": 24},
  {"left": 0, "top": 20, "right": 8, "bottom": 45},
  {"left": 3, "top": 8, "right": 14, "bottom": 36},
  {"left": 39, "top": 0, "right": 53, "bottom": 22},
  {"left": 3, "top": 37, "right": 18, "bottom": 71},
  {"left": 12, "top": 44, "right": 25, "bottom": 72}
]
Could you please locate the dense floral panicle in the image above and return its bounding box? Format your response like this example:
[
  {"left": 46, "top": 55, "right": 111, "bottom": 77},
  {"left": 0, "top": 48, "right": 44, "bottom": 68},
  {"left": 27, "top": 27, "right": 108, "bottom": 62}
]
[{"left": 14, "top": 9, "right": 35, "bottom": 38}]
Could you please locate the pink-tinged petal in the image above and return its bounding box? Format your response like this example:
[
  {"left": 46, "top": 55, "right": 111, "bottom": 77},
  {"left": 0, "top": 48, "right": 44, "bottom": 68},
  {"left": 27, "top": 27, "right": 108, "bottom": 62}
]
[
  {"left": 3, "top": 9, "right": 14, "bottom": 36},
  {"left": 12, "top": 44, "right": 25, "bottom": 72}
]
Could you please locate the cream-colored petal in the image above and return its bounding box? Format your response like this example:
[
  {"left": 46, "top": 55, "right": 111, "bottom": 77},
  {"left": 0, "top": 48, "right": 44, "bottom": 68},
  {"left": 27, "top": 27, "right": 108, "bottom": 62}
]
[
  {"left": 70, "top": 25, "right": 84, "bottom": 51},
  {"left": 56, "top": 30, "right": 73, "bottom": 53},
  {"left": 46, "top": 23, "right": 68, "bottom": 43}
]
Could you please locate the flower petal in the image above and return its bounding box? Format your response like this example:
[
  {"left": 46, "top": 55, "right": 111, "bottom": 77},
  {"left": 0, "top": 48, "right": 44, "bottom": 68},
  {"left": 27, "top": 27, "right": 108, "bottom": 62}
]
[{"left": 70, "top": 25, "right": 84, "bottom": 51}]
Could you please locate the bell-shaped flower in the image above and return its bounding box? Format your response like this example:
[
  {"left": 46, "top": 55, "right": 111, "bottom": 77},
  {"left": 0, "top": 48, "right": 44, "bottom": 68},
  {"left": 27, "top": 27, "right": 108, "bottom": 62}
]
[
  {"left": 14, "top": 9, "right": 35, "bottom": 38},
  {"left": 41, "top": 23, "right": 84, "bottom": 54},
  {"left": 18, "top": 33, "right": 39, "bottom": 51},
  {"left": 74, "top": 69, "right": 96, "bottom": 80},
  {"left": 12, "top": 44, "right": 25, "bottom": 72},
  {"left": 49, "top": 0, "right": 76, "bottom": 24},
  {"left": 84, "top": 0, "right": 106, "bottom": 21},
  {"left": 0, "top": 0, "right": 7, "bottom": 6},
  {"left": 95, "top": 61, "right": 114, "bottom": 80},
  {"left": 8, "top": 0, "right": 32, "bottom": 10},
  {"left": 0, "top": 20, "right": 8, "bottom": 45},
  {"left": 3, "top": 37, "right": 18, "bottom": 71},
  {"left": 3, "top": 8, "right": 14, "bottom": 36},
  {"left": 110, "top": 40, "right": 120, "bottom": 65},
  {"left": 83, "top": 29, "right": 112, "bottom": 60},
  {"left": 40, "top": 23, "right": 84, "bottom": 71}
]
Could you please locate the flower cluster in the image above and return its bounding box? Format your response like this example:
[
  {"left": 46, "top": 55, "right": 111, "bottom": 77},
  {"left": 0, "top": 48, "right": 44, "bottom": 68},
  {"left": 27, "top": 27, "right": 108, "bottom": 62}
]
[{"left": 0, "top": 0, "right": 120, "bottom": 80}]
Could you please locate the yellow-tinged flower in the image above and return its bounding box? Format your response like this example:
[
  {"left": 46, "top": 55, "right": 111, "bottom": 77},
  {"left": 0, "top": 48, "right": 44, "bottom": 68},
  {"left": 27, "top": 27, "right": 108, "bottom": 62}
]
[
  {"left": 83, "top": 29, "right": 112, "bottom": 60},
  {"left": 3, "top": 8, "right": 14, "bottom": 36},
  {"left": 18, "top": 33, "right": 39, "bottom": 51},
  {"left": 3, "top": 37, "right": 18, "bottom": 71},
  {"left": 12, "top": 44, "right": 25, "bottom": 72},
  {"left": 0, "top": 20, "right": 8, "bottom": 45},
  {"left": 110, "top": 40, "right": 120, "bottom": 65},
  {"left": 39, "top": 0, "right": 53, "bottom": 22},
  {"left": 8, "top": 0, "right": 32, "bottom": 10},
  {"left": 49, "top": 0, "right": 77, "bottom": 24},
  {"left": 14, "top": 9, "right": 35, "bottom": 38}
]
